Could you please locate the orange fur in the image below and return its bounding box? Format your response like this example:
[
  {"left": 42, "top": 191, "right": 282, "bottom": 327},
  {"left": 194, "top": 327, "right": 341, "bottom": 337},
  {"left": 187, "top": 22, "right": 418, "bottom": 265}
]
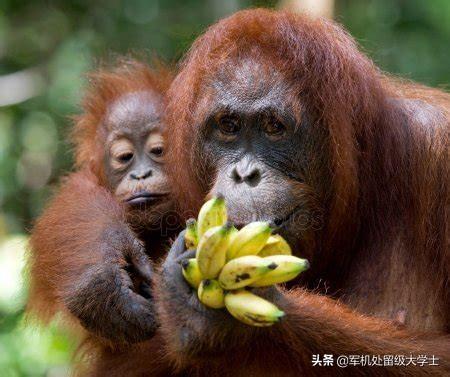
[
  {"left": 73, "top": 59, "right": 172, "bottom": 182},
  {"left": 27, "top": 60, "right": 175, "bottom": 375},
  {"left": 156, "top": 9, "right": 449, "bottom": 376}
]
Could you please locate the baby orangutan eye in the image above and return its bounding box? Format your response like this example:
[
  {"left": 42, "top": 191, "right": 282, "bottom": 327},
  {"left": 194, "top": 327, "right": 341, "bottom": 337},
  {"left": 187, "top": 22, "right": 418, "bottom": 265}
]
[
  {"left": 117, "top": 152, "right": 134, "bottom": 163},
  {"left": 150, "top": 146, "right": 163, "bottom": 157},
  {"left": 146, "top": 133, "right": 165, "bottom": 162},
  {"left": 110, "top": 138, "right": 135, "bottom": 170}
]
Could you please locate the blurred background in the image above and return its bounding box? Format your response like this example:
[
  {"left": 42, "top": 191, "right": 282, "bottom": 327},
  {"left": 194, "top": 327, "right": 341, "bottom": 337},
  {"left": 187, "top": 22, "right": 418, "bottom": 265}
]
[{"left": 0, "top": 0, "right": 448, "bottom": 375}]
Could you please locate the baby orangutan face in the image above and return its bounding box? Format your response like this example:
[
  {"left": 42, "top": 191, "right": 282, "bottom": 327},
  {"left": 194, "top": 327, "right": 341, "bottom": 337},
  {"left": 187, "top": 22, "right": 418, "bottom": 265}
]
[{"left": 104, "top": 91, "right": 170, "bottom": 211}]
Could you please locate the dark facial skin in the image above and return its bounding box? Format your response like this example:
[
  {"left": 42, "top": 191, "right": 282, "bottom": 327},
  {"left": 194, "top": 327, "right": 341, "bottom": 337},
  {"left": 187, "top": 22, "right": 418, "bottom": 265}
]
[
  {"left": 159, "top": 59, "right": 329, "bottom": 356},
  {"left": 200, "top": 60, "right": 327, "bottom": 248},
  {"left": 104, "top": 91, "right": 170, "bottom": 209}
]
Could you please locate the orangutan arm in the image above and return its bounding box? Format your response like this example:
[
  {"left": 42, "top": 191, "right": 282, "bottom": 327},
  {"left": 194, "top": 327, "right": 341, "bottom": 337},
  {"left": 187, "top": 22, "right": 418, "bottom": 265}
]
[
  {"left": 156, "top": 231, "right": 450, "bottom": 376},
  {"left": 27, "top": 169, "right": 157, "bottom": 343}
]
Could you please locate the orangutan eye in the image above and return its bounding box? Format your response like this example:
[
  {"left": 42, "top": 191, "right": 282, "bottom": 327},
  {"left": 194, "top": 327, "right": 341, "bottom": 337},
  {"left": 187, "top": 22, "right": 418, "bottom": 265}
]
[
  {"left": 117, "top": 152, "right": 134, "bottom": 163},
  {"left": 110, "top": 138, "right": 135, "bottom": 170},
  {"left": 146, "top": 133, "right": 164, "bottom": 161},
  {"left": 150, "top": 146, "right": 164, "bottom": 157},
  {"left": 218, "top": 116, "right": 240, "bottom": 136},
  {"left": 264, "top": 119, "right": 286, "bottom": 137}
]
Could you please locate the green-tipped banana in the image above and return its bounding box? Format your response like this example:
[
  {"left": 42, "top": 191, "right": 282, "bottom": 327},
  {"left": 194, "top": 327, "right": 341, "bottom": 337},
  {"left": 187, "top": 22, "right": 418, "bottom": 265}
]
[
  {"left": 198, "top": 279, "right": 225, "bottom": 309},
  {"left": 197, "top": 195, "right": 227, "bottom": 239},
  {"left": 227, "top": 222, "right": 272, "bottom": 260},
  {"left": 224, "top": 290, "right": 284, "bottom": 327},
  {"left": 250, "top": 255, "right": 309, "bottom": 287},
  {"left": 258, "top": 235, "right": 292, "bottom": 257},
  {"left": 196, "top": 223, "right": 233, "bottom": 278},
  {"left": 185, "top": 218, "right": 199, "bottom": 250},
  {"left": 229, "top": 224, "right": 239, "bottom": 243},
  {"left": 181, "top": 258, "right": 203, "bottom": 288},
  {"left": 218, "top": 255, "right": 278, "bottom": 290}
]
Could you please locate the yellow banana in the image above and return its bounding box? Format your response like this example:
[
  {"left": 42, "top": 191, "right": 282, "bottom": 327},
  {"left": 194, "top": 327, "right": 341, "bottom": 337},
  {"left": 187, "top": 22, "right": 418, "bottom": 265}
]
[
  {"left": 227, "top": 221, "right": 272, "bottom": 260},
  {"left": 181, "top": 258, "right": 203, "bottom": 288},
  {"left": 198, "top": 279, "right": 225, "bottom": 309},
  {"left": 197, "top": 195, "right": 227, "bottom": 239},
  {"left": 258, "top": 234, "right": 292, "bottom": 257},
  {"left": 185, "top": 218, "right": 199, "bottom": 250},
  {"left": 224, "top": 289, "right": 284, "bottom": 327},
  {"left": 229, "top": 224, "right": 239, "bottom": 243},
  {"left": 218, "top": 255, "right": 278, "bottom": 290},
  {"left": 250, "top": 255, "right": 309, "bottom": 287},
  {"left": 196, "top": 223, "right": 233, "bottom": 278},
  {"left": 266, "top": 235, "right": 281, "bottom": 246}
]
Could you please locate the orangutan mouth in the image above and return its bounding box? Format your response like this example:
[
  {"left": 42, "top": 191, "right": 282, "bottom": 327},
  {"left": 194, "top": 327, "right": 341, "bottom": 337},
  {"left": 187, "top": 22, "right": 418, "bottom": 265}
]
[{"left": 126, "top": 191, "right": 169, "bottom": 206}]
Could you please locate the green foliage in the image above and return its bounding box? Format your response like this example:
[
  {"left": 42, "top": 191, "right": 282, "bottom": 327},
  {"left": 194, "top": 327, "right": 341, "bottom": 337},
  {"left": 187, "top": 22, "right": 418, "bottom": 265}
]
[
  {"left": 338, "top": 0, "right": 450, "bottom": 87},
  {"left": 0, "top": 235, "right": 74, "bottom": 376},
  {"left": 0, "top": 1, "right": 448, "bottom": 375},
  {"left": 0, "top": 320, "right": 74, "bottom": 377}
]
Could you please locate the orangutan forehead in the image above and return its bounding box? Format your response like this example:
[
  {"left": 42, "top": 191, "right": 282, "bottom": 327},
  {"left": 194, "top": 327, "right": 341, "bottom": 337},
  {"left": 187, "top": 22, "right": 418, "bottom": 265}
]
[
  {"left": 206, "top": 58, "right": 296, "bottom": 114},
  {"left": 105, "top": 90, "right": 162, "bottom": 132}
]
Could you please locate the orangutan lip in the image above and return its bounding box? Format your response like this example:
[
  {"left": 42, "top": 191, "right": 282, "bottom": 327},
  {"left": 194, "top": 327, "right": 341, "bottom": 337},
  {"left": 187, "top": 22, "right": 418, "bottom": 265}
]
[
  {"left": 231, "top": 206, "right": 301, "bottom": 230},
  {"left": 125, "top": 191, "right": 169, "bottom": 205},
  {"left": 272, "top": 205, "right": 303, "bottom": 230}
]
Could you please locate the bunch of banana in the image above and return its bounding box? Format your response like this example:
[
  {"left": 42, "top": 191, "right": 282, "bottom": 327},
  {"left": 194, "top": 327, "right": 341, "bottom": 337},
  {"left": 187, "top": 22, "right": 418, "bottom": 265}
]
[{"left": 181, "top": 195, "right": 309, "bottom": 327}]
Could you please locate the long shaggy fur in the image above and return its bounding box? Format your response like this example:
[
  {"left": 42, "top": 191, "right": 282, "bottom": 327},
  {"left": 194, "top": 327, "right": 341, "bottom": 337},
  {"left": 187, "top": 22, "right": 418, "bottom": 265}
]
[
  {"left": 26, "top": 60, "right": 174, "bottom": 375},
  {"left": 158, "top": 8, "right": 449, "bottom": 376}
]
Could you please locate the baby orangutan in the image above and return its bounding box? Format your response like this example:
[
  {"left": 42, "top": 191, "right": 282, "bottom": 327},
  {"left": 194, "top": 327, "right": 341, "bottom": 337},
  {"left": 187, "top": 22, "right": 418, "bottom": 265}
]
[{"left": 27, "top": 61, "right": 178, "bottom": 347}]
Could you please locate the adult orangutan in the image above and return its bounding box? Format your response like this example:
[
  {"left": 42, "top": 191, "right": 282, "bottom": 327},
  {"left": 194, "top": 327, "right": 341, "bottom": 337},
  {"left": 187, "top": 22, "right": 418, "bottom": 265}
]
[
  {"left": 27, "top": 60, "right": 178, "bottom": 358},
  {"left": 152, "top": 9, "right": 449, "bottom": 376}
]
